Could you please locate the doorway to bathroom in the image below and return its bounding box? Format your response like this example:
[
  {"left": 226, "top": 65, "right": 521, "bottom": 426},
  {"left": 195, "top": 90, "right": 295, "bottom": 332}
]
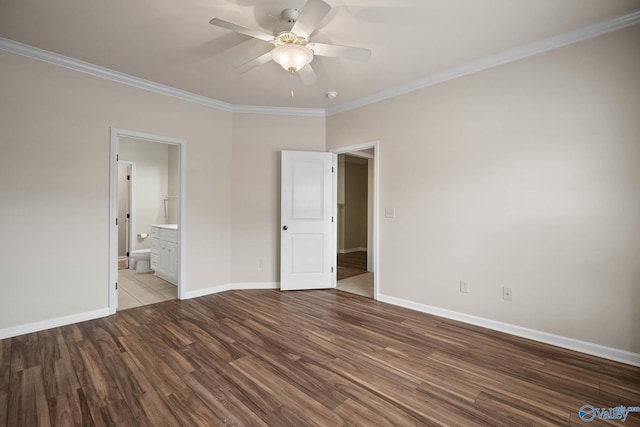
[{"left": 109, "top": 128, "right": 187, "bottom": 314}]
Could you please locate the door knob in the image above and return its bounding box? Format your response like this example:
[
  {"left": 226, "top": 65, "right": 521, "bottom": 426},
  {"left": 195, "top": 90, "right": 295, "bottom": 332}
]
[{"left": 282, "top": 225, "right": 288, "bottom": 230}]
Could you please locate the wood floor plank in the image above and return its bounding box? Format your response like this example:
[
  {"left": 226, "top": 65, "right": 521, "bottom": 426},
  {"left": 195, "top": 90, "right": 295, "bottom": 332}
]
[
  {"left": 181, "top": 367, "right": 270, "bottom": 426},
  {"left": 48, "top": 392, "right": 81, "bottom": 427},
  {"left": 2, "top": 288, "right": 639, "bottom": 426},
  {"left": 301, "top": 360, "right": 430, "bottom": 426},
  {"left": 233, "top": 340, "right": 348, "bottom": 411},
  {"left": 66, "top": 340, "right": 123, "bottom": 409},
  {"left": 231, "top": 355, "right": 345, "bottom": 427},
  {"left": 10, "top": 333, "right": 40, "bottom": 373},
  {"left": 117, "top": 333, "right": 188, "bottom": 397},
  {"left": 474, "top": 390, "right": 565, "bottom": 426},
  {"left": 165, "top": 387, "right": 228, "bottom": 427},
  {"left": 7, "top": 366, "right": 51, "bottom": 427}
]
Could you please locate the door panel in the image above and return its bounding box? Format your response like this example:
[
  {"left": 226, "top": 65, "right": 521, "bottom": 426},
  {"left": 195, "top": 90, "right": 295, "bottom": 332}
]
[
  {"left": 281, "top": 151, "right": 335, "bottom": 290},
  {"left": 292, "top": 234, "right": 324, "bottom": 273},
  {"left": 292, "top": 159, "right": 325, "bottom": 219}
]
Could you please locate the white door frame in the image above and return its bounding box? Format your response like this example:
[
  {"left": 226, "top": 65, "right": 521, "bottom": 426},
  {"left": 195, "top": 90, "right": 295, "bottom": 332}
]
[
  {"left": 118, "top": 161, "right": 136, "bottom": 268},
  {"left": 330, "top": 141, "right": 379, "bottom": 300},
  {"left": 109, "top": 128, "right": 188, "bottom": 314}
]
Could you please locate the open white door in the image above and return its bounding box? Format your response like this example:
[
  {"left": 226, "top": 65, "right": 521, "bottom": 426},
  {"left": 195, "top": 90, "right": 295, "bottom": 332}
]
[{"left": 280, "top": 150, "right": 335, "bottom": 290}]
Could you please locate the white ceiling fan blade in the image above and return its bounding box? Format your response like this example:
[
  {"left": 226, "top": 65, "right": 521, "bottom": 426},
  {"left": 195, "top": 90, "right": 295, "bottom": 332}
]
[
  {"left": 234, "top": 51, "right": 273, "bottom": 74},
  {"left": 291, "top": 0, "right": 331, "bottom": 39},
  {"left": 298, "top": 64, "right": 317, "bottom": 85},
  {"left": 209, "top": 18, "right": 274, "bottom": 42},
  {"left": 311, "top": 43, "right": 371, "bottom": 62}
]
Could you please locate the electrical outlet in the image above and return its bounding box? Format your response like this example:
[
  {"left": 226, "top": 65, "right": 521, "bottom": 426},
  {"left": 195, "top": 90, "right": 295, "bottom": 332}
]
[
  {"left": 460, "top": 280, "right": 470, "bottom": 293},
  {"left": 258, "top": 259, "right": 265, "bottom": 268},
  {"left": 503, "top": 287, "right": 512, "bottom": 301}
]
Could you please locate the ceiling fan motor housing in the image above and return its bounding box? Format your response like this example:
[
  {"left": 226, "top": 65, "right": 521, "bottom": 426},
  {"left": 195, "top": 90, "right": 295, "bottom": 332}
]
[{"left": 281, "top": 8, "right": 300, "bottom": 24}]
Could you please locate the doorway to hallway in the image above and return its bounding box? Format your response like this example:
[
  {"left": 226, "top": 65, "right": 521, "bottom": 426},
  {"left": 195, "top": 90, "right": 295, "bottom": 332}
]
[{"left": 334, "top": 146, "right": 376, "bottom": 299}]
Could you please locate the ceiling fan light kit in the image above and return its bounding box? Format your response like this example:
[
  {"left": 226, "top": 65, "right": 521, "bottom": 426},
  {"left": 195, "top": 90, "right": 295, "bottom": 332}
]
[{"left": 271, "top": 35, "right": 314, "bottom": 72}]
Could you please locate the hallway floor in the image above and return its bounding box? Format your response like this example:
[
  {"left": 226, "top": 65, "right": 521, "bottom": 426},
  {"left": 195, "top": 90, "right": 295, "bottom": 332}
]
[{"left": 336, "top": 272, "right": 373, "bottom": 298}]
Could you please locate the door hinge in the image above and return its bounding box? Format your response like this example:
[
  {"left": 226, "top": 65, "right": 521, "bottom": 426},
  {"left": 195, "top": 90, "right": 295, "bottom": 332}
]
[
  {"left": 115, "top": 282, "right": 118, "bottom": 290},
  {"left": 332, "top": 166, "right": 334, "bottom": 173},
  {"left": 331, "top": 216, "right": 334, "bottom": 223},
  {"left": 116, "top": 218, "right": 118, "bottom": 226},
  {"left": 126, "top": 213, "right": 130, "bottom": 219},
  {"left": 116, "top": 154, "right": 119, "bottom": 161},
  {"left": 127, "top": 175, "right": 130, "bottom": 180},
  {"left": 126, "top": 252, "right": 129, "bottom": 257},
  {"left": 331, "top": 266, "right": 334, "bottom": 273}
]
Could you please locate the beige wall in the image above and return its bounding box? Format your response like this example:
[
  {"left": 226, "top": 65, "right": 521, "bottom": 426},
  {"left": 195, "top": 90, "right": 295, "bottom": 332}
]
[
  {"left": 230, "top": 113, "right": 325, "bottom": 283},
  {"left": 119, "top": 137, "right": 169, "bottom": 251},
  {"left": 0, "top": 50, "right": 232, "bottom": 328},
  {"left": 344, "top": 159, "right": 368, "bottom": 250},
  {"left": 327, "top": 24, "right": 640, "bottom": 353}
]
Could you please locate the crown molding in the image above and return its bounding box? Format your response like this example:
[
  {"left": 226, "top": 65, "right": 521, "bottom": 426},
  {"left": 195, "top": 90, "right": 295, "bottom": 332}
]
[
  {"left": 232, "top": 104, "right": 325, "bottom": 117},
  {"left": 0, "top": 37, "right": 324, "bottom": 117},
  {"left": 326, "top": 9, "right": 640, "bottom": 116},
  {"left": 0, "top": 37, "right": 236, "bottom": 112},
  {"left": 2, "top": 9, "right": 638, "bottom": 119}
]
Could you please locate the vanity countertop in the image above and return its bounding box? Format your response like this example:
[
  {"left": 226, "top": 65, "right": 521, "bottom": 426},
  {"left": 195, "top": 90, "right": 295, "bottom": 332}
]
[{"left": 152, "top": 224, "right": 178, "bottom": 230}]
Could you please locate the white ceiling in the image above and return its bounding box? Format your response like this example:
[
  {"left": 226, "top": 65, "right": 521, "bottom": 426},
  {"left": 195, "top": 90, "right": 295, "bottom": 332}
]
[{"left": 1, "top": 0, "right": 639, "bottom": 109}]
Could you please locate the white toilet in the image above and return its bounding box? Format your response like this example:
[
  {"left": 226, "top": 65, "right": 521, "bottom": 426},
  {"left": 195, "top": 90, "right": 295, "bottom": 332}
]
[{"left": 129, "top": 248, "right": 152, "bottom": 273}]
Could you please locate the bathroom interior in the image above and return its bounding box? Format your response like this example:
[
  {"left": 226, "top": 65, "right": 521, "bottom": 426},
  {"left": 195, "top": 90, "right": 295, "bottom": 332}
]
[{"left": 117, "top": 137, "right": 180, "bottom": 310}]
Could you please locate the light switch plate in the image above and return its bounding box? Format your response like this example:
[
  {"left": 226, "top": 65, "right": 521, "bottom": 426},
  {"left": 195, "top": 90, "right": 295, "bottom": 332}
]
[{"left": 460, "top": 280, "right": 470, "bottom": 293}]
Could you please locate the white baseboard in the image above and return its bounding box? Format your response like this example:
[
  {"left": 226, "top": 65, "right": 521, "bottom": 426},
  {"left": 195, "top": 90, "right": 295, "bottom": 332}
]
[
  {"left": 378, "top": 293, "right": 640, "bottom": 367},
  {"left": 232, "top": 282, "right": 280, "bottom": 290},
  {"left": 1, "top": 282, "right": 281, "bottom": 339},
  {"left": 183, "top": 281, "right": 280, "bottom": 299},
  {"left": 338, "top": 247, "right": 367, "bottom": 254},
  {"left": 0, "top": 308, "right": 110, "bottom": 340},
  {"left": 184, "top": 284, "right": 231, "bottom": 299}
]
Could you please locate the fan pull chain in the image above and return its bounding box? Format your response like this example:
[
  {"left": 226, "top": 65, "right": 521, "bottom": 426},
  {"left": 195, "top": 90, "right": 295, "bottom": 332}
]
[{"left": 289, "top": 71, "right": 295, "bottom": 97}]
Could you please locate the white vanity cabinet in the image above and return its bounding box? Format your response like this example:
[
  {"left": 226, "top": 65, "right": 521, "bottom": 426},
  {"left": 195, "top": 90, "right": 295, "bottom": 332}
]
[{"left": 150, "top": 225, "right": 178, "bottom": 285}]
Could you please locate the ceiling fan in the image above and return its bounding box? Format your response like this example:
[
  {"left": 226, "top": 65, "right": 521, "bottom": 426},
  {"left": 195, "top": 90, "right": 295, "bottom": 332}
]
[{"left": 209, "top": 0, "right": 371, "bottom": 86}]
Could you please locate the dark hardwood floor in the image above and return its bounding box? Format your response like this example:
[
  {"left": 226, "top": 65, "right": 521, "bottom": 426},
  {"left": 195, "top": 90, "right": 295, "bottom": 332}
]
[
  {"left": 337, "top": 251, "right": 367, "bottom": 281},
  {"left": 2, "top": 289, "right": 639, "bottom": 426}
]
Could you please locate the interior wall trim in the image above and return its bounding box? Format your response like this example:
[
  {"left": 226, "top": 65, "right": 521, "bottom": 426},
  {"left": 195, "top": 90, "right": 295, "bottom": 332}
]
[
  {"left": 0, "top": 37, "right": 324, "bottom": 118},
  {"left": 0, "top": 281, "right": 279, "bottom": 338},
  {"left": 378, "top": 293, "right": 640, "bottom": 367},
  {"left": 183, "top": 282, "right": 280, "bottom": 299},
  {"left": 0, "top": 308, "right": 110, "bottom": 340},
  {"left": 4, "top": 287, "right": 638, "bottom": 369},
  {"left": 325, "top": 9, "right": 640, "bottom": 116},
  {"left": 184, "top": 284, "right": 232, "bottom": 299},
  {"left": 1, "top": 9, "right": 638, "bottom": 119},
  {"left": 231, "top": 282, "right": 280, "bottom": 290}
]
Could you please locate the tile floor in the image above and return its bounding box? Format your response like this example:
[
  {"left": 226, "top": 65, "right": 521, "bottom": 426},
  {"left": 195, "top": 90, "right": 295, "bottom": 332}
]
[
  {"left": 336, "top": 272, "right": 374, "bottom": 298},
  {"left": 118, "top": 268, "right": 177, "bottom": 310}
]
